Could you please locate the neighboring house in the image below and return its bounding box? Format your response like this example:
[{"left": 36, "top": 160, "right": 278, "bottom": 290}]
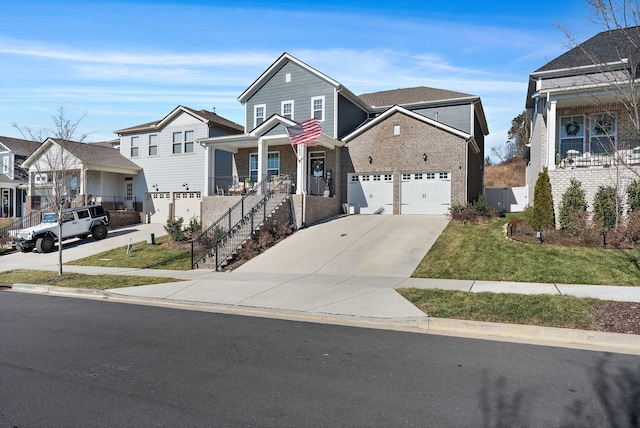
[
  {"left": 115, "top": 105, "right": 243, "bottom": 223},
  {"left": 22, "top": 138, "right": 142, "bottom": 212},
  {"left": 526, "top": 27, "right": 640, "bottom": 219},
  {"left": 0, "top": 136, "right": 41, "bottom": 218},
  {"left": 200, "top": 52, "right": 487, "bottom": 226}
]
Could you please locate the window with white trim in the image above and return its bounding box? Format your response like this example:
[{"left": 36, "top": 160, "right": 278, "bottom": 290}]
[
  {"left": 282, "top": 100, "right": 294, "bottom": 120},
  {"left": 311, "top": 96, "right": 325, "bottom": 121},
  {"left": 148, "top": 134, "right": 157, "bottom": 156},
  {"left": 184, "top": 130, "right": 194, "bottom": 153},
  {"left": 249, "top": 152, "right": 280, "bottom": 182},
  {"left": 590, "top": 112, "right": 616, "bottom": 154},
  {"left": 130, "top": 136, "right": 139, "bottom": 157},
  {"left": 559, "top": 115, "right": 585, "bottom": 158},
  {"left": 3, "top": 156, "right": 8, "bottom": 174},
  {"left": 254, "top": 104, "right": 266, "bottom": 127},
  {"left": 172, "top": 132, "right": 182, "bottom": 154}
]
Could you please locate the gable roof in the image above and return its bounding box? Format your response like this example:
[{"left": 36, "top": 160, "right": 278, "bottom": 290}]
[
  {"left": 534, "top": 26, "right": 640, "bottom": 74},
  {"left": 0, "top": 136, "right": 41, "bottom": 157},
  {"left": 24, "top": 138, "right": 141, "bottom": 172},
  {"left": 359, "top": 86, "right": 476, "bottom": 108},
  {"left": 238, "top": 52, "right": 340, "bottom": 104},
  {"left": 115, "top": 105, "right": 243, "bottom": 135},
  {"left": 343, "top": 105, "right": 479, "bottom": 153}
]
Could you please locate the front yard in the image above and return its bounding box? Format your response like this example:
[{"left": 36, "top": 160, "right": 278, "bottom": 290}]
[{"left": 412, "top": 214, "right": 640, "bottom": 286}]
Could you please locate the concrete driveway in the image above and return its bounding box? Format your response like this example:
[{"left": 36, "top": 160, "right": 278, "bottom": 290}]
[{"left": 237, "top": 215, "right": 450, "bottom": 277}]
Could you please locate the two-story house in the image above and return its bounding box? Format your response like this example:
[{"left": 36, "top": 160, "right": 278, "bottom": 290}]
[
  {"left": 115, "top": 105, "right": 243, "bottom": 223},
  {"left": 200, "top": 53, "right": 487, "bottom": 226},
  {"left": 0, "top": 136, "right": 41, "bottom": 218},
  {"left": 526, "top": 26, "right": 640, "bottom": 220}
]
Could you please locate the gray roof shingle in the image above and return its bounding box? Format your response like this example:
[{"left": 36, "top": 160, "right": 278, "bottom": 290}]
[
  {"left": 115, "top": 106, "right": 243, "bottom": 134},
  {"left": 50, "top": 139, "right": 141, "bottom": 170},
  {"left": 536, "top": 26, "right": 640, "bottom": 73},
  {"left": 0, "top": 136, "right": 41, "bottom": 157},
  {"left": 358, "top": 86, "right": 475, "bottom": 108}
]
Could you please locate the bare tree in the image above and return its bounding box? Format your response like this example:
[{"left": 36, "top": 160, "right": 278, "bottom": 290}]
[
  {"left": 12, "top": 106, "right": 89, "bottom": 142},
  {"left": 16, "top": 107, "right": 87, "bottom": 275}
]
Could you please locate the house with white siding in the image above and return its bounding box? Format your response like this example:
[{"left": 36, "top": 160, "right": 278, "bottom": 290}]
[{"left": 115, "top": 105, "right": 243, "bottom": 223}]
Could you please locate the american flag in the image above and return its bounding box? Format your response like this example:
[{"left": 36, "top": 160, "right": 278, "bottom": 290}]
[{"left": 286, "top": 118, "right": 322, "bottom": 146}]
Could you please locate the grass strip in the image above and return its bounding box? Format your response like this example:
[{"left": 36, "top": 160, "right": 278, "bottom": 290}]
[
  {"left": 67, "top": 235, "right": 192, "bottom": 270},
  {"left": 412, "top": 215, "right": 640, "bottom": 286},
  {"left": 0, "top": 269, "right": 182, "bottom": 290},
  {"left": 397, "top": 288, "right": 601, "bottom": 330}
]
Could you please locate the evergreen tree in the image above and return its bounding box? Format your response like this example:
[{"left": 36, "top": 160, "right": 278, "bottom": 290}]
[
  {"left": 627, "top": 179, "right": 640, "bottom": 212},
  {"left": 593, "top": 185, "right": 621, "bottom": 230},
  {"left": 531, "top": 167, "right": 555, "bottom": 230},
  {"left": 559, "top": 178, "right": 587, "bottom": 229}
]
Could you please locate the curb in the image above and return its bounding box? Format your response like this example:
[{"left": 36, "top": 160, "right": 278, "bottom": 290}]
[{"left": 8, "top": 284, "right": 640, "bottom": 355}]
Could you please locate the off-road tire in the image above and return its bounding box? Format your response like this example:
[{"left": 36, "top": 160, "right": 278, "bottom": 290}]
[
  {"left": 36, "top": 236, "right": 55, "bottom": 253},
  {"left": 92, "top": 224, "right": 108, "bottom": 240}
]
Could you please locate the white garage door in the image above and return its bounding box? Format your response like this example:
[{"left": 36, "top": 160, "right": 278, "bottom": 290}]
[
  {"left": 347, "top": 173, "right": 393, "bottom": 214},
  {"left": 400, "top": 172, "right": 451, "bottom": 214}
]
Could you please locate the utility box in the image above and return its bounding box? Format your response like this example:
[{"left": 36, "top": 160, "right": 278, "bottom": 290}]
[{"left": 147, "top": 233, "right": 155, "bottom": 244}]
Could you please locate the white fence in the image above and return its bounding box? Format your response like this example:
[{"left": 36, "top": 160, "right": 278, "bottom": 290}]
[{"left": 484, "top": 186, "right": 527, "bottom": 213}]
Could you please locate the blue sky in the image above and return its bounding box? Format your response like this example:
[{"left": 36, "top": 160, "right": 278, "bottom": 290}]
[{"left": 0, "top": 0, "right": 602, "bottom": 158}]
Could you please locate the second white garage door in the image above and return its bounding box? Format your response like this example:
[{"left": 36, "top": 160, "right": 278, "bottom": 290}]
[{"left": 400, "top": 172, "right": 451, "bottom": 214}]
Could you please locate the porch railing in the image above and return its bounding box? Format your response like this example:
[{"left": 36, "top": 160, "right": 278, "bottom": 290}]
[
  {"left": 191, "top": 174, "right": 292, "bottom": 269},
  {"left": 558, "top": 143, "right": 640, "bottom": 168}
]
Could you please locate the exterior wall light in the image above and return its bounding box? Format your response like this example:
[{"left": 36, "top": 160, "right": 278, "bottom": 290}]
[
  {"left": 368, "top": 156, "right": 372, "bottom": 164},
  {"left": 423, "top": 153, "right": 427, "bottom": 162}
]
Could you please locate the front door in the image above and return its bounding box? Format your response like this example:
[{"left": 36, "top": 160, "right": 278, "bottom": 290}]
[
  {"left": 124, "top": 177, "right": 134, "bottom": 210},
  {"left": 308, "top": 152, "right": 325, "bottom": 195}
]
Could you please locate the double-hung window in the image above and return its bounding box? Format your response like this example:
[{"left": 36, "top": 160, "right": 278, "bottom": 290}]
[
  {"left": 3, "top": 156, "right": 9, "bottom": 174},
  {"left": 130, "top": 136, "right": 139, "bottom": 157},
  {"left": 249, "top": 152, "right": 280, "bottom": 182},
  {"left": 559, "top": 115, "right": 585, "bottom": 158},
  {"left": 281, "top": 100, "right": 293, "bottom": 120},
  {"left": 148, "top": 134, "right": 157, "bottom": 156},
  {"left": 172, "top": 132, "right": 182, "bottom": 154},
  {"left": 311, "top": 96, "right": 325, "bottom": 121},
  {"left": 184, "top": 130, "right": 194, "bottom": 153},
  {"left": 255, "top": 104, "right": 266, "bottom": 127},
  {"left": 590, "top": 113, "right": 616, "bottom": 154}
]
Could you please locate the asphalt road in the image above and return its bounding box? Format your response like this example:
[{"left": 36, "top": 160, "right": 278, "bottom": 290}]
[{"left": 1, "top": 293, "right": 638, "bottom": 427}]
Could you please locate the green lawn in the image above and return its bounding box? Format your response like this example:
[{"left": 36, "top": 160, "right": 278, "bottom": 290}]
[
  {"left": 67, "top": 235, "right": 192, "bottom": 270},
  {"left": 398, "top": 288, "right": 600, "bottom": 330},
  {"left": 413, "top": 215, "right": 640, "bottom": 286},
  {"left": 0, "top": 269, "right": 181, "bottom": 290}
]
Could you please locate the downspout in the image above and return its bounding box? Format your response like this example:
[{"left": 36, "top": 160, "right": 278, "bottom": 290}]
[{"left": 465, "top": 139, "right": 469, "bottom": 203}]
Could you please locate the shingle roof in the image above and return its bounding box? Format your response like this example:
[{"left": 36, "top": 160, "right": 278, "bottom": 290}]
[
  {"left": 358, "top": 86, "right": 475, "bottom": 108},
  {"left": 115, "top": 106, "right": 244, "bottom": 134},
  {"left": 0, "top": 135, "right": 41, "bottom": 156},
  {"left": 50, "top": 139, "right": 141, "bottom": 170},
  {"left": 535, "top": 26, "right": 640, "bottom": 73}
]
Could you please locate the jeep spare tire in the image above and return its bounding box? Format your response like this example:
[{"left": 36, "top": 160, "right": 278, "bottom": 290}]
[
  {"left": 92, "top": 224, "right": 108, "bottom": 240},
  {"left": 36, "top": 236, "right": 55, "bottom": 253}
]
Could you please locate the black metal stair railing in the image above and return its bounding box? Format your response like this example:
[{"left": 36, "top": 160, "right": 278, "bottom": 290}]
[{"left": 190, "top": 174, "right": 292, "bottom": 270}]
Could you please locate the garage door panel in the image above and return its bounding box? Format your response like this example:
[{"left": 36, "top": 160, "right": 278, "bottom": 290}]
[
  {"left": 348, "top": 173, "right": 393, "bottom": 215},
  {"left": 400, "top": 172, "right": 451, "bottom": 215}
]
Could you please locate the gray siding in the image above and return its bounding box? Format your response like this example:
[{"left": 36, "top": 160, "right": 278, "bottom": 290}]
[
  {"left": 337, "top": 94, "right": 369, "bottom": 139},
  {"left": 413, "top": 104, "right": 471, "bottom": 133},
  {"left": 245, "top": 61, "right": 337, "bottom": 137}
]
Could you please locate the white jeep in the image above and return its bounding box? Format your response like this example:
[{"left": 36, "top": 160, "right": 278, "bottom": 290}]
[{"left": 14, "top": 205, "right": 110, "bottom": 253}]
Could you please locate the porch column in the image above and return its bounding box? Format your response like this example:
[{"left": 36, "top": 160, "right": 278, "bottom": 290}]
[
  {"left": 296, "top": 144, "right": 308, "bottom": 195},
  {"left": 546, "top": 100, "right": 557, "bottom": 170},
  {"left": 257, "top": 139, "right": 268, "bottom": 194},
  {"left": 203, "top": 146, "right": 215, "bottom": 196}
]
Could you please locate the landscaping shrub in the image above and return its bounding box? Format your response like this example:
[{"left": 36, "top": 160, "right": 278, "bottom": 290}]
[
  {"left": 623, "top": 210, "right": 640, "bottom": 245},
  {"left": 559, "top": 178, "right": 587, "bottom": 229},
  {"left": 593, "top": 185, "right": 621, "bottom": 230},
  {"left": 628, "top": 179, "right": 640, "bottom": 212},
  {"left": 164, "top": 216, "right": 201, "bottom": 243},
  {"left": 448, "top": 195, "right": 497, "bottom": 224},
  {"left": 529, "top": 167, "right": 555, "bottom": 230}
]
